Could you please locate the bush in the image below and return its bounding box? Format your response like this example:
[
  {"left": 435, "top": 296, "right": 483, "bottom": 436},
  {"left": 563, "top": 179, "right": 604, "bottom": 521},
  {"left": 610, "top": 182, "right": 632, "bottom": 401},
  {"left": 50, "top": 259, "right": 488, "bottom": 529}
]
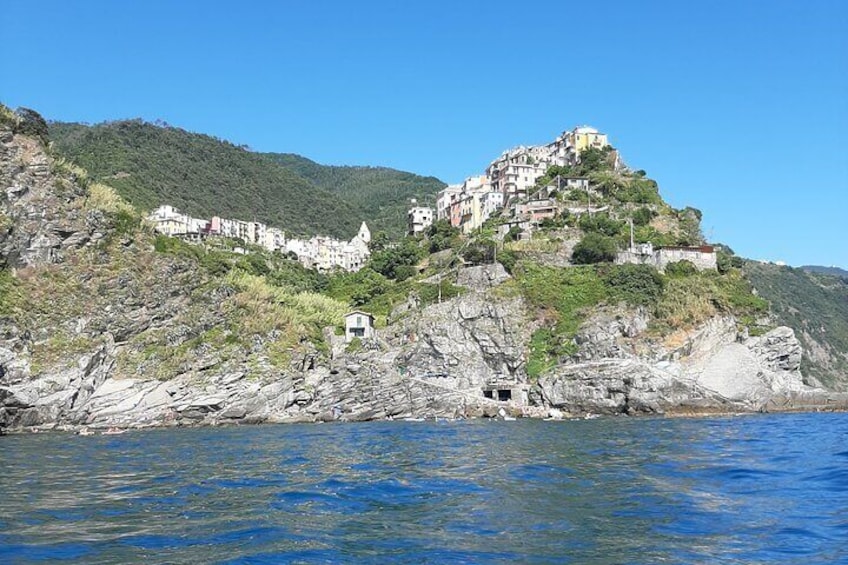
[
  {"left": 577, "top": 146, "right": 614, "bottom": 175},
  {"left": 676, "top": 207, "right": 704, "bottom": 246},
  {"left": 236, "top": 253, "right": 270, "bottom": 277},
  {"left": 665, "top": 260, "right": 698, "bottom": 278},
  {"left": 15, "top": 108, "right": 49, "bottom": 143},
  {"left": 462, "top": 241, "right": 495, "bottom": 265},
  {"left": 538, "top": 214, "right": 569, "bottom": 230},
  {"left": 497, "top": 248, "right": 518, "bottom": 274},
  {"left": 600, "top": 264, "right": 664, "bottom": 305},
  {"left": 327, "top": 268, "right": 390, "bottom": 307},
  {"left": 631, "top": 206, "right": 656, "bottom": 227},
  {"left": 346, "top": 337, "right": 362, "bottom": 353},
  {"left": 417, "top": 281, "right": 464, "bottom": 306},
  {"left": 394, "top": 265, "right": 417, "bottom": 282},
  {"left": 615, "top": 178, "right": 662, "bottom": 204},
  {"left": 716, "top": 250, "right": 745, "bottom": 274},
  {"left": 572, "top": 233, "right": 618, "bottom": 264},
  {"left": 426, "top": 219, "right": 461, "bottom": 253},
  {"left": 369, "top": 239, "right": 423, "bottom": 280},
  {"left": 578, "top": 213, "right": 624, "bottom": 237},
  {"left": 504, "top": 226, "right": 522, "bottom": 242}
]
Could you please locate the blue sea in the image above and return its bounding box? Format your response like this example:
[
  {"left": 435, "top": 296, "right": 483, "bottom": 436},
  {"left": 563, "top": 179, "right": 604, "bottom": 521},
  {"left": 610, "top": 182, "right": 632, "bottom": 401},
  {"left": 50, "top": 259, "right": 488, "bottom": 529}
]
[{"left": 1, "top": 413, "right": 846, "bottom": 564}]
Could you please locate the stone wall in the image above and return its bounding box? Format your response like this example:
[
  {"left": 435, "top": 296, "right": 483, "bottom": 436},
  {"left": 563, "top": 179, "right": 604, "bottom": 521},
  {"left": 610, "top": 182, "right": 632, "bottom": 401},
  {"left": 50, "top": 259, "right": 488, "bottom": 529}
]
[{"left": 616, "top": 247, "right": 717, "bottom": 271}]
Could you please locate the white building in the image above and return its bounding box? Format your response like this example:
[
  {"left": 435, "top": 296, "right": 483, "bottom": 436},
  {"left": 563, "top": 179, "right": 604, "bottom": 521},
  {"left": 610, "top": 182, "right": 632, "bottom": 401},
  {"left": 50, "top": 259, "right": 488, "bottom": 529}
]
[
  {"left": 436, "top": 184, "right": 463, "bottom": 221},
  {"left": 249, "top": 221, "right": 267, "bottom": 246},
  {"left": 344, "top": 311, "right": 375, "bottom": 342},
  {"left": 148, "top": 205, "right": 186, "bottom": 236},
  {"left": 148, "top": 205, "right": 206, "bottom": 236},
  {"left": 263, "top": 227, "right": 285, "bottom": 252},
  {"left": 486, "top": 148, "right": 548, "bottom": 201},
  {"left": 407, "top": 206, "right": 434, "bottom": 235},
  {"left": 284, "top": 221, "right": 371, "bottom": 273}
]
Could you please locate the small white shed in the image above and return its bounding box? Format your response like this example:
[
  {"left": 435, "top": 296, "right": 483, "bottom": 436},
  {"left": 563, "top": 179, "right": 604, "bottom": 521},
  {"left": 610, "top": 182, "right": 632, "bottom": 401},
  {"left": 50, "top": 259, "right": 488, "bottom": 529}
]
[{"left": 344, "top": 311, "right": 375, "bottom": 342}]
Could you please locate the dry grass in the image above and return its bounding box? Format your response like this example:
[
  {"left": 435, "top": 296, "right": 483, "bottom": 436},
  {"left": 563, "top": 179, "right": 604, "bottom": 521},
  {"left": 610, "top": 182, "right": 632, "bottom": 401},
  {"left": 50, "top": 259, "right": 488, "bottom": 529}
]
[{"left": 86, "top": 182, "right": 135, "bottom": 215}]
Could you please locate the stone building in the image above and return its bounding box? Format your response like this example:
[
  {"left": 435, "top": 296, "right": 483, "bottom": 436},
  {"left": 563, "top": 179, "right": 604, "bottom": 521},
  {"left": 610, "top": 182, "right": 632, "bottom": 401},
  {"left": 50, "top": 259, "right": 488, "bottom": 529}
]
[{"left": 616, "top": 243, "right": 717, "bottom": 271}]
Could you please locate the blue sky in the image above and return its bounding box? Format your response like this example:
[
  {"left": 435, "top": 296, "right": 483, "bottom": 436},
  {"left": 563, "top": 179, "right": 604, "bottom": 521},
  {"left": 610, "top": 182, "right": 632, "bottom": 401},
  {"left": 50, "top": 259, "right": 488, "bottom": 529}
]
[{"left": 4, "top": 0, "right": 847, "bottom": 267}]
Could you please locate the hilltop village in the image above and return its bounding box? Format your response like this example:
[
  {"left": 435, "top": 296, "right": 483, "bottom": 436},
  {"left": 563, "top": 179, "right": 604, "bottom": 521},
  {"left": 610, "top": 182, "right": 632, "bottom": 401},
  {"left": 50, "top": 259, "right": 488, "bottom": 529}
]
[{"left": 148, "top": 125, "right": 715, "bottom": 273}]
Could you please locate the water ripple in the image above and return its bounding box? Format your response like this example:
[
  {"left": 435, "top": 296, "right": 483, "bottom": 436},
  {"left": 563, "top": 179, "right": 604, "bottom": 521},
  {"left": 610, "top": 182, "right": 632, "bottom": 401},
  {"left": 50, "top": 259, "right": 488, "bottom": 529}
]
[{"left": 1, "top": 414, "right": 847, "bottom": 563}]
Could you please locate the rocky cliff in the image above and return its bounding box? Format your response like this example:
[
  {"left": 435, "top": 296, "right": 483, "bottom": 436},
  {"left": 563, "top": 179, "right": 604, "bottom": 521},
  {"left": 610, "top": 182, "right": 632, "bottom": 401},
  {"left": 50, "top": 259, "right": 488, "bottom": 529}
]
[{"left": 1, "top": 122, "right": 846, "bottom": 433}]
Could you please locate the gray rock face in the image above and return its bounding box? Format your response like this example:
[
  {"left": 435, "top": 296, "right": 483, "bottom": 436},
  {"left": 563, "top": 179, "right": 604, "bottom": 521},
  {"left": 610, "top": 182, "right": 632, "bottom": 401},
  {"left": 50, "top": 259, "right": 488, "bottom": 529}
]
[
  {"left": 0, "top": 130, "right": 105, "bottom": 269},
  {"left": 535, "top": 314, "right": 818, "bottom": 415}
]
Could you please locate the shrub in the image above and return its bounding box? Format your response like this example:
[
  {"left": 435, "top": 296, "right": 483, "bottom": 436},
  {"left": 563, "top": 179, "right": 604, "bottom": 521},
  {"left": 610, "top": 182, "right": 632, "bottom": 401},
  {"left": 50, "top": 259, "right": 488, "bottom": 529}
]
[
  {"left": 676, "top": 207, "right": 704, "bottom": 246},
  {"left": 15, "top": 108, "right": 49, "bottom": 143},
  {"left": 577, "top": 146, "right": 614, "bottom": 175},
  {"left": 664, "top": 260, "right": 698, "bottom": 278},
  {"left": 236, "top": 253, "right": 270, "bottom": 277},
  {"left": 572, "top": 233, "right": 618, "bottom": 264},
  {"left": 504, "top": 226, "right": 522, "bottom": 242},
  {"left": 578, "top": 213, "right": 624, "bottom": 237},
  {"left": 417, "top": 281, "right": 464, "bottom": 306},
  {"left": 631, "top": 206, "right": 656, "bottom": 227},
  {"left": 600, "top": 264, "right": 664, "bottom": 305},
  {"left": 716, "top": 249, "right": 745, "bottom": 274},
  {"left": 394, "top": 265, "right": 417, "bottom": 282},
  {"left": 615, "top": 178, "right": 662, "bottom": 204},
  {"left": 369, "top": 239, "right": 423, "bottom": 280},
  {"left": 111, "top": 209, "right": 140, "bottom": 237},
  {"left": 426, "top": 219, "right": 461, "bottom": 253},
  {"left": 462, "top": 241, "right": 495, "bottom": 265},
  {"left": 497, "top": 248, "right": 518, "bottom": 274},
  {"left": 326, "top": 268, "right": 390, "bottom": 307}
]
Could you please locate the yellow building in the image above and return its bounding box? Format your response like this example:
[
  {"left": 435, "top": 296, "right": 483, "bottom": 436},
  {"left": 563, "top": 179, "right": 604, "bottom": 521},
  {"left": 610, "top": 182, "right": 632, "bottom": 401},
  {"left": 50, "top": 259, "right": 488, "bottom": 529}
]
[{"left": 565, "top": 126, "right": 608, "bottom": 153}]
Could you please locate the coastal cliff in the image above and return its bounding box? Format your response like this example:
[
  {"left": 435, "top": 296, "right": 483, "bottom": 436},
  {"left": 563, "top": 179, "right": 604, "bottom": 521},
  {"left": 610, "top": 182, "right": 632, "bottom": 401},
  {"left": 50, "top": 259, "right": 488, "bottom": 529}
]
[{"left": 1, "top": 116, "right": 846, "bottom": 432}]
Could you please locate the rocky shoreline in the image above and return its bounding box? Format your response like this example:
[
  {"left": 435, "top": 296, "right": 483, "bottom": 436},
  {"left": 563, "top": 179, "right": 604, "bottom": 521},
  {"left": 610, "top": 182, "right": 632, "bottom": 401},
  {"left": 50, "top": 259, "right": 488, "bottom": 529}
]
[
  {"left": 2, "top": 262, "right": 842, "bottom": 434},
  {"left": 4, "top": 391, "right": 848, "bottom": 436}
]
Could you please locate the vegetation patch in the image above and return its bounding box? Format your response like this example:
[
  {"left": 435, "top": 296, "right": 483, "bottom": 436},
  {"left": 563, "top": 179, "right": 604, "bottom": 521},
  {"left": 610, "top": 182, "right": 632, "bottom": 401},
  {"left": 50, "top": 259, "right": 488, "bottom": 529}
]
[{"left": 511, "top": 263, "right": 608, "bottom": 379}]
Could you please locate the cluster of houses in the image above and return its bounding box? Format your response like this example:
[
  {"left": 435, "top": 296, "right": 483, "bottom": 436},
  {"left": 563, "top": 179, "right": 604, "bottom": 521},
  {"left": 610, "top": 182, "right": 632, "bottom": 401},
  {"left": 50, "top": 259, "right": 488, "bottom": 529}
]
[
  {"left": 147, "top": 205, "right": 372, "bottom": 272},
  {"left": 406, "top": 125, "right": 716, "bottom": 271},
  {"left": 407, "top": 126, "right": 611, "bottom": 236}
]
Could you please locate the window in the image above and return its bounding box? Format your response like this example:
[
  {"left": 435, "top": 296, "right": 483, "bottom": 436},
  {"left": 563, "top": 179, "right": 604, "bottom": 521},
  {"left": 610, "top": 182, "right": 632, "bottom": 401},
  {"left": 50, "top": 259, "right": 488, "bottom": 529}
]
[{"left": 357, "top": 316, "right": 362, "bottom": 326}]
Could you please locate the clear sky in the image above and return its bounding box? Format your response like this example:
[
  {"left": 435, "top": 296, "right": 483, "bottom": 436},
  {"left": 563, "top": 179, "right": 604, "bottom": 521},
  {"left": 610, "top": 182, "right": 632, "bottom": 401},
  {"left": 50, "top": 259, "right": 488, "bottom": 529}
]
[{"left": 4, "top": 0, "right": 847, "bottom": 267}]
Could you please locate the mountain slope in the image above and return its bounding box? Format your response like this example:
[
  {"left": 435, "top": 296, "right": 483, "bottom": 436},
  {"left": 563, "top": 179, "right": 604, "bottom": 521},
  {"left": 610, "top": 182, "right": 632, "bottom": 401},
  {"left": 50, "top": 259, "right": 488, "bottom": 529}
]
[
  {"left": 49, "top": 121, "right": 446, "bottom": 239},
  {"left": 48, "top": 121, "right": 362, "bottom": 238},
  {"left": 263, "top": 153, "right": 445, "bottom": 237},
  {"left": 801, "top": 265, "right": 848, "bottom": 279},
  {"left": 745, "top": 262, "right": 848, "bottom": 390}
]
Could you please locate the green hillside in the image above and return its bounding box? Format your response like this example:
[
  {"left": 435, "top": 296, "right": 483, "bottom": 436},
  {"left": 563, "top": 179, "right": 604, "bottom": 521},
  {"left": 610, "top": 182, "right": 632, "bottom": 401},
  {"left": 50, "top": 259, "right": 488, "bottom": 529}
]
[
  {"left": 801, "top": 265, "right": 848, "bottom": 278},
  {"left": 745, "top": 262, "right": 848, "bottom": 390},
  {"left": 48, "top": 121, "right": 362, "bottom": 238},
  {"left": 263, "top": 153, "right": 445, "bottom": 237},
  {"left": 49, "top": 121, "right": 446, "bottom": 239}
]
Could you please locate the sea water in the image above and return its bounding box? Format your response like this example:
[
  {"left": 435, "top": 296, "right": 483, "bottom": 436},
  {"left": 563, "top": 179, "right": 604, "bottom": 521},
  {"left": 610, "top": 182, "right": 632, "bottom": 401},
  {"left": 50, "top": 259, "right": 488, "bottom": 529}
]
[{"left": 1, "top": 413, "right": 846, "bottom": 564}]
